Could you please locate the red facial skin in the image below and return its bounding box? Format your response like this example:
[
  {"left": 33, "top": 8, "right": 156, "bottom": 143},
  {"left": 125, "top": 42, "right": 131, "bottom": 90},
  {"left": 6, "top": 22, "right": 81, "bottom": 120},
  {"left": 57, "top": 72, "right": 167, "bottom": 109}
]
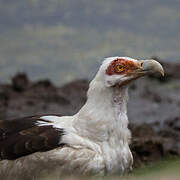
[{"left": 106, "top": 58, "right": 138, "bottom": 76}]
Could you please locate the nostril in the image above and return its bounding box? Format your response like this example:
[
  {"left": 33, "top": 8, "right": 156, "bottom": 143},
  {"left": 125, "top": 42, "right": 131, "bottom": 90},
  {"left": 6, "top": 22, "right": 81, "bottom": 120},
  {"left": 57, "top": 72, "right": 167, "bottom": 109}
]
[{"left": 140, "top": 62, "right": 144, "bottom": 67}]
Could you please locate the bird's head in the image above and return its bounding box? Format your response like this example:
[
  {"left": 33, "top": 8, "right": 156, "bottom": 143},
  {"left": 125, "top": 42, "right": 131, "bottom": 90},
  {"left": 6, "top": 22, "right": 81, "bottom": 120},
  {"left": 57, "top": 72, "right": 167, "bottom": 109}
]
[{"left": 96, "top": 57, "right": 164, "bottom": 87}]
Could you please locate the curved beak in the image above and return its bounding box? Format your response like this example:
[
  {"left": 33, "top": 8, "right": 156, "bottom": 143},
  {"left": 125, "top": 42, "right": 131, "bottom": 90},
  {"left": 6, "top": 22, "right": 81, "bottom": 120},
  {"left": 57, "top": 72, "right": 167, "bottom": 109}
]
[{"left": 138, "top": 59, "right": 164, "bottom": 76}]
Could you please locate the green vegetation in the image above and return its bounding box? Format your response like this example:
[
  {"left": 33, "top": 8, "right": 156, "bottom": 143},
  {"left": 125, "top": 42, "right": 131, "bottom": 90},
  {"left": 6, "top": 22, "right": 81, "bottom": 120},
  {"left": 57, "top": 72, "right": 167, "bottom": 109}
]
[{"left": 123, "top": 157, "right": 180, "bottom": 180}]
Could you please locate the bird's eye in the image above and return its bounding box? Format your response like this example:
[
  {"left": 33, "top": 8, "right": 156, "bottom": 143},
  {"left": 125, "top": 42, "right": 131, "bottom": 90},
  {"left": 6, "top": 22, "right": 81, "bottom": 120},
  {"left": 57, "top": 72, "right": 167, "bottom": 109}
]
[{"left": 115, "top": 64, "right": 124, "bottom": 72}]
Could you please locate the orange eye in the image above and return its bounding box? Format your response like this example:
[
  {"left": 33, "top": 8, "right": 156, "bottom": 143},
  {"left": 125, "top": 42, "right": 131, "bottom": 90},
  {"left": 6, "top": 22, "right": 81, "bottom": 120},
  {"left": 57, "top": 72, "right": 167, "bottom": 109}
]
[{"left": 115, "top": 64, "right": 124, "bottom": 72}]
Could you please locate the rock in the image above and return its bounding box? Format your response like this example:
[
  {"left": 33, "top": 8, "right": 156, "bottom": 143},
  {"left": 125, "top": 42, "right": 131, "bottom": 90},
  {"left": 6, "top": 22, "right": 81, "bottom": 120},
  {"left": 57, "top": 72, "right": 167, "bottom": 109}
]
[
  {"left": 165, "top": 117, "right": 180, "bottom": 131},
  {"left": 12, "top": 73, "right": 30, "bottom": 92},
  {"left": 129, "top": 124, "right": 164, "bottom": 168}
]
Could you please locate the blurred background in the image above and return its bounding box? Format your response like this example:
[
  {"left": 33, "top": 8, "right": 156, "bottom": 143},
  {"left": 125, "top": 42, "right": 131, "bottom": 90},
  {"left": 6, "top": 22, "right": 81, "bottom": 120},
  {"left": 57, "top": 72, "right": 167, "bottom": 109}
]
[
  {"left": 0, "top": 0, "right": 180, "bottom": 84},
  {"left": 0, "top": 0, "right": 180, "bottom": 179}
]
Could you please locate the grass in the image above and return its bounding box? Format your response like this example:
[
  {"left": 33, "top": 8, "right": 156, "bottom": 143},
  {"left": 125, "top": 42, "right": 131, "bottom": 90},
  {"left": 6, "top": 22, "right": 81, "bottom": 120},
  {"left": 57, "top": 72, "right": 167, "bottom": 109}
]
[{"left": 122, "top": 156, "right": 180, "bottom": 180}]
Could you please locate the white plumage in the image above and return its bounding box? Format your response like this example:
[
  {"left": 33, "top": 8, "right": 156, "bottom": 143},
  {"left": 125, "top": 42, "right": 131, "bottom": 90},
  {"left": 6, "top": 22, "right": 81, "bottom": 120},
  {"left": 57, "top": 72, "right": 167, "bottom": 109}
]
[{"left": 0, "top": 57, "right": 164, "bottom": 180}]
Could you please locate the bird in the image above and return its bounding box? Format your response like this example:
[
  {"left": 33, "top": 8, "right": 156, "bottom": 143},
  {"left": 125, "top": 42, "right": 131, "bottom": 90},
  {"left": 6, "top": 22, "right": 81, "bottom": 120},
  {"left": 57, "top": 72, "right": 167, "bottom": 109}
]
[{"left": 0, "top": 57, "right": 164, "bottom": 180}]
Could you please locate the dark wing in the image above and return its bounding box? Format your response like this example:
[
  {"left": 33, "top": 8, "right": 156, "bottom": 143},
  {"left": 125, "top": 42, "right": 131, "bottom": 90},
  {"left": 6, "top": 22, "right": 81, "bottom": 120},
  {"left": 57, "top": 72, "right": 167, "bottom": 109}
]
[{"left": 0, "top": 115, "right": 65, "bottom": 160}]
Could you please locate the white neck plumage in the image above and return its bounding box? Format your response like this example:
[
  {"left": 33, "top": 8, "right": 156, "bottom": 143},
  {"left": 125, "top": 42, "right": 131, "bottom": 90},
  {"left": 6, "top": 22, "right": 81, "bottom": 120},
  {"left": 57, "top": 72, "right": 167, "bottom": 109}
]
[
  {"left": 74, "top": 75, "right": 132, "bottom": 173},
  {"left": 74, "top": 75, "right": 130, "bottom": 144}
]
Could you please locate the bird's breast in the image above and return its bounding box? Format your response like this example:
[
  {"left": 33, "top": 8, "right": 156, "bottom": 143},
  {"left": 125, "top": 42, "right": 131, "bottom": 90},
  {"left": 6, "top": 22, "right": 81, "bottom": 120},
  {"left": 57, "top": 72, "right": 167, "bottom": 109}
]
[{"left": 101, "top": 139, "right": 133, "bottom": 174}]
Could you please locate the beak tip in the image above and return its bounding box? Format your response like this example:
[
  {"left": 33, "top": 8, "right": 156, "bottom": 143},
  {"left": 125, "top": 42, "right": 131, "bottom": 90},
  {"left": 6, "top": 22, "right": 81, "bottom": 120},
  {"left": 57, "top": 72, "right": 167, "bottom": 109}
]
[{"left": 161, "top": 71, "right": 165, "bottom": 77}]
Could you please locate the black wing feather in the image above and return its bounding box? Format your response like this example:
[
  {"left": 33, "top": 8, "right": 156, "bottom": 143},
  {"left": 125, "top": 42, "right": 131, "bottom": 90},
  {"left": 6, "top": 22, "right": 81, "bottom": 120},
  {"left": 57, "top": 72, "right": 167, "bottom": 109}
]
[{"left": 0, "top": 116, "right": 65, "bottom": 160}]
